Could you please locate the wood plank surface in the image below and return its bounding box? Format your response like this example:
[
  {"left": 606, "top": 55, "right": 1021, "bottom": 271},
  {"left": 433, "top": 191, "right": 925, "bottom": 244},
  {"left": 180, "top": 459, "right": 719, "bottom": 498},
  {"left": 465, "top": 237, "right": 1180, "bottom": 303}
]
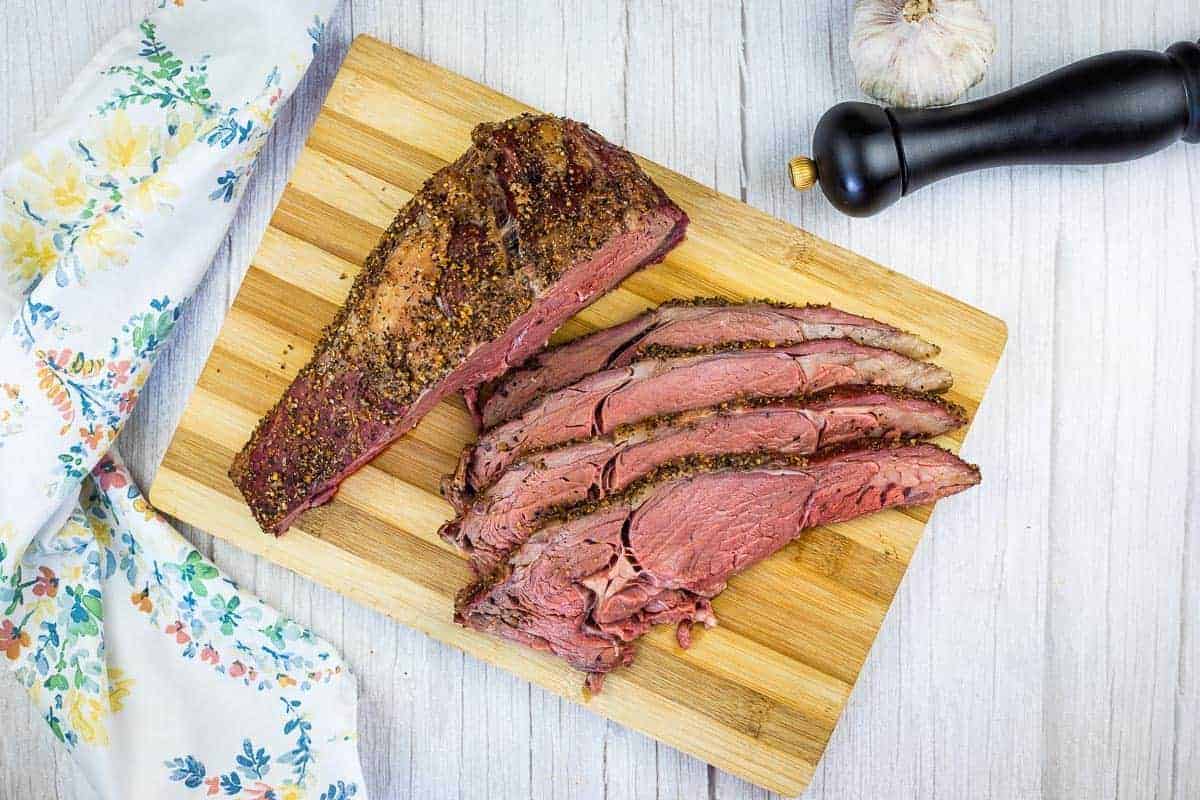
[
  {"left": 141, "top": 35, "right": 1005, "bottom": 797},
  {"left": 3, "top": 3, "right": 1199, "bottom": 800}
]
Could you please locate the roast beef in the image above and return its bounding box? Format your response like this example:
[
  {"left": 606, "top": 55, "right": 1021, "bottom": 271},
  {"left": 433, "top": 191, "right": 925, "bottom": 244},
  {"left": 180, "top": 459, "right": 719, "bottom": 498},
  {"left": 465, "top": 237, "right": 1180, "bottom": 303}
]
[
  {"left": 477, "top": 300, "right": 940, "bottom": 427},
  {"left": 450, "top": 339, "right": 953, "bottom": 500},
  {"left": 455, "top": 443, "right": 981, "bottom": 690},
  {"left": 230, "top": 114, "right": 688, "bottom": 535},
  {"left": 442, "top": 388, "right": 967, "bottom": 575}
]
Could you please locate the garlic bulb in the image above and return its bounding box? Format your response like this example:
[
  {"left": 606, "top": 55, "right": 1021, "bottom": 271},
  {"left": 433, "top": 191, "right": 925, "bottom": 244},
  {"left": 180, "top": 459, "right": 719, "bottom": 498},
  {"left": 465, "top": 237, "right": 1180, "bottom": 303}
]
[{"left": 851, "top": 0, "right": 996, "bottom": 108}]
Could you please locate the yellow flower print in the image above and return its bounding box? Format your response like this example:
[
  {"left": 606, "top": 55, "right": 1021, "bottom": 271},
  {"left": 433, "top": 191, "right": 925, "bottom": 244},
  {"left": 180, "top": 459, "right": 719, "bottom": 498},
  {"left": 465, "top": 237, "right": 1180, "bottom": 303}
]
[
  {"left": 277, "top": 785, "right": 303, "bottom": 800},
  {"left": 0, "top": 387, "right": 24, "bottom": 439},
  {"left": 92, "top": 518, "right": 113, "bottom": 548},
  {"left": 252, "top": 103, "right": 275, "bottom": 128},
  {"left": 76, "top": 214, "right": 136, "bottom": 272},
  {"left": 0, "top": 521, "right": 14, "bottom": 544},
  {"left": 131, "top": 497, "right": 159, "bottom": 522},
  {"left": 127, "top": 172, "right": 180, "bottom": 213},
  {"left": 96, "top": 111, "right": 156, "bottom": 177},
  {"left": 107, "top": 668, "right": 134, "bottom": 713},
  {"left": 67, "top": 689, "right": 111, "bottom": 746},
  {"left": 18, "top": 151, "right": 89, "bottom": 220},
  {"left": 30, "top": 598, "right": 56, "bottom": 631},
  {"left": 165, "top": 114, "right": 201, "bottom": 160},
  {"left": 1, "top": 382, "right": 21, "bottom": 413},
  {"left": 0, "top": 220, "right": 59, "bottom": 280},
  {"left": 56, "top": 519, "right": 92, "bottom": 548}
]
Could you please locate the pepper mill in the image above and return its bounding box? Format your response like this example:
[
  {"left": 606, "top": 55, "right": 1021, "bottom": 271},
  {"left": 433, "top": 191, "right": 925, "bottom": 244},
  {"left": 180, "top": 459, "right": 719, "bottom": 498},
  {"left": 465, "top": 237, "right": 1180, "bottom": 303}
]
[{"left": 789, "top": 40, "right": 1200, "bottom": 217}]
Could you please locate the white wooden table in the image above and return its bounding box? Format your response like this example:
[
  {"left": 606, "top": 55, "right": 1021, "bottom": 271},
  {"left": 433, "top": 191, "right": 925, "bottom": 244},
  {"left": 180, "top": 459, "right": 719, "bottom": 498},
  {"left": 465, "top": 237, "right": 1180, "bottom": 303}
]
[{"left": 2, "top": 1, "right": 1198, "bottom": 798}]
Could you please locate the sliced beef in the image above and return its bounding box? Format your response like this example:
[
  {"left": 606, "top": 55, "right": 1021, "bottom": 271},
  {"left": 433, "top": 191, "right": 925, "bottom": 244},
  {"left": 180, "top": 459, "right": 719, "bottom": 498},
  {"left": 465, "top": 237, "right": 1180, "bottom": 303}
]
[
  {"left": 477, "top": 300, "right": 940, "bottom": 427},
  {"left": 455, "top": 443, "right": 981, "bottom": 690},
  {"left": 449, "top": 339, "right": 953, "bottom": 502},
  {"left": 230, "top": 114, "right": 688, "bottom": 535},
  {"left": 443, "top": 388, "right": 967, "bottom": 575}
]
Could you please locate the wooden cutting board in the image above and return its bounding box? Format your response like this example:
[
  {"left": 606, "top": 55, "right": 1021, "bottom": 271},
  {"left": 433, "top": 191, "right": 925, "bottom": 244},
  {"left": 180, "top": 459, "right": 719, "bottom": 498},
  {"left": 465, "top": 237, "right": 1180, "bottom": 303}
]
[{"left": 149, "top": 36, "right": 1006, "bottom": 797}]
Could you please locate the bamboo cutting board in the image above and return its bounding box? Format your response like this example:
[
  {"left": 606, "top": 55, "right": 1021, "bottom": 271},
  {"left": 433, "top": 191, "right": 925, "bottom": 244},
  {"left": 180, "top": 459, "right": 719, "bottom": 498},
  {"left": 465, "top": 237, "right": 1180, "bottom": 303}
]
[{"left": 150, "top": 36, "right": 1006, "bottom": 796}]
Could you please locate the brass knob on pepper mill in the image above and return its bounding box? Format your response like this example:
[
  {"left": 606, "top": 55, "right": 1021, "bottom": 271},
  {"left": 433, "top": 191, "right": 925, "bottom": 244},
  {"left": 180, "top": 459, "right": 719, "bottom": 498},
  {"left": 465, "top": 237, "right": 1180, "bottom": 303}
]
[{"left": 788, "top": 156, "right": 818, "bottom": 192}]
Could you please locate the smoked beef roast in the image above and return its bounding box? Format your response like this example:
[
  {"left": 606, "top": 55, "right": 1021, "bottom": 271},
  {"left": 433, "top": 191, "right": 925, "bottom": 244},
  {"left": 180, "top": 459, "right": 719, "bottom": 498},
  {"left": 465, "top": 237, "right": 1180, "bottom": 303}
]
[
  {"left": 456, "top": 443, "right": 981, "bottom": 691},
  {"left": 442, "top": 388, "right": 967, "bottom": 575},
  {"left": 450, "top": 339, "right": 954, "bottom": 499},
  {"left": 476, "top": 300, "right": 941, "bottom": 427},
  {"left": 230, "top": 114, "right": 688, "bottom": 535}
]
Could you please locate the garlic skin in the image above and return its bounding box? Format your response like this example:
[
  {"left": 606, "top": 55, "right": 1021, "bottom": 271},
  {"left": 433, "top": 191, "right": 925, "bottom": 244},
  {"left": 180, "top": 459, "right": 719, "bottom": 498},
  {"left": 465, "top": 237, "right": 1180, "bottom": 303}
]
[{"left": 851, "top": 0, "right": 996, "bottom": 108}]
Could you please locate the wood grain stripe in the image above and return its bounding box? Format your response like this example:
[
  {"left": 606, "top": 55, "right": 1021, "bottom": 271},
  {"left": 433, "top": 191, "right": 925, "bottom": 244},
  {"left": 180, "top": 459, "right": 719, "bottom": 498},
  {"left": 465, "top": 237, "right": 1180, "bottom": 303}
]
[
  {"left": 309, "top": 109, "right": 449, "bottom": 188},
  {"left": 272, "top": 188, "right": 384, "bottom": 265},
  {"left": 291, "top": 147, "right": 413, "bottom": 229},
  {"left": 253, "top": 228, "right": 361, "bottom": 304}
]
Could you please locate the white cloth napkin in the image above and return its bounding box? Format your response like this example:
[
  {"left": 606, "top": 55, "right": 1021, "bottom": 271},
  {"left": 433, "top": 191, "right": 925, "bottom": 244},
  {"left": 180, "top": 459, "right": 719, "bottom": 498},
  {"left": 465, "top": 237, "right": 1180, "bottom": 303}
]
[{"left": 0, "top": 2, "right": 368, "bottom": 797}]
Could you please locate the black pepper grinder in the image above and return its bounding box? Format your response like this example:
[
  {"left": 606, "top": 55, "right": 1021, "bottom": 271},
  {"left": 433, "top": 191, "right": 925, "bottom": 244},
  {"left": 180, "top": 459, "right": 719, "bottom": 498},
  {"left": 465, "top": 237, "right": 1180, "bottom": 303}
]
[{"left": 789, "top": 40, "right": 1200, "bottom": 217}]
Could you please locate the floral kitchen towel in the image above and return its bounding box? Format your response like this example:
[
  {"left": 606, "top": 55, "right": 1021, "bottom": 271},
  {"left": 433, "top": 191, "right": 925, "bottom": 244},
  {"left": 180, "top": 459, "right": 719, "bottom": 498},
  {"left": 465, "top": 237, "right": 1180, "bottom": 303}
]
[{"left": 0, "top": 1, "right": 367, "bottom": 798}]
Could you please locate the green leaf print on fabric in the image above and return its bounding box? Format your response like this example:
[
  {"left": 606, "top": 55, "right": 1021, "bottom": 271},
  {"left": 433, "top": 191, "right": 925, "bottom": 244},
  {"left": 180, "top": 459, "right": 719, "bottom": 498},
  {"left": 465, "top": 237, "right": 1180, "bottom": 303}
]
[
  {"left": 168, "top": 550, "right": 220, "bottom": 597},
  {"left": 99, "top": 22, "right": 218, "bottom": 115}
]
